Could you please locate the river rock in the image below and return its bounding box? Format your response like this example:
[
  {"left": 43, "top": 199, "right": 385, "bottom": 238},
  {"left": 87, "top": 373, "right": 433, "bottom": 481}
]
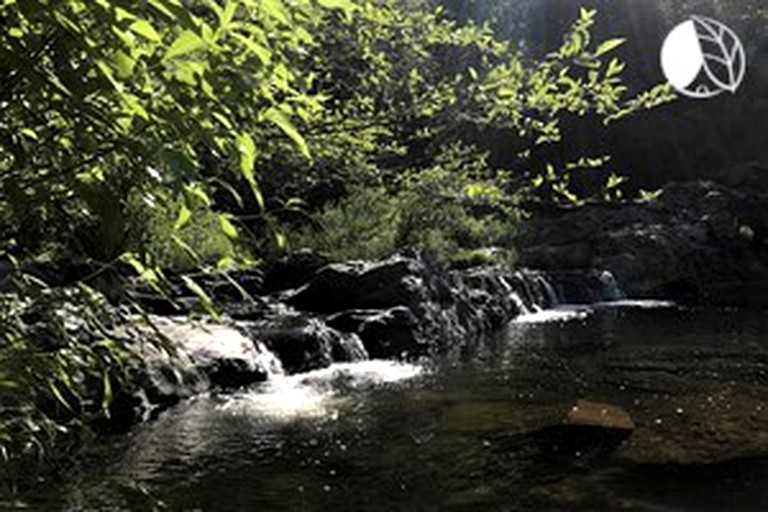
[
  {"left": 261, "top": 249, "right": 331, "bottom": 293},
  {"left": 149, "top": 316, "right": 282, "bottom": 388},
  {"left": 328, "top": 306, "right": 425, "bottom": 359},
  {"left": 532, "top": 400, "right": 635, "bottom": 458},
  {"left": 565, "top": 400, "right": 635, "bottom": 430},
  {"left": 253, "top": 314, "right": 368, "bottom": 374},
  {"left": 286, "top": 251, "right": 562, "bottom": 359},
  {"left": 283, "top": 256, "right": 427, "bottom": 314}
]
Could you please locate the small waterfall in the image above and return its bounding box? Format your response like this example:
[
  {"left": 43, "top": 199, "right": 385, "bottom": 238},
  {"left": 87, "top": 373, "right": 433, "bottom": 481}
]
[
  {"left": 506, "top": 269, "right": 627, "bottom": 325},
  {"left": 500, "top": 275, "right": 534, "bottom": 315},
  {"left": 536, "top": 275, "right": 560, "bottom": 308},
  {"left": 220, "top": 361, "right": 424, "bottom": 421},
  {"left": 253, "top": 339, "right": 285, "bottom": 378},
  {"left": 512, "top": 271, "right": 542, "bottom": 313},
  {"left": 510, "top": 270, "right": 564, "bottom": 312}
]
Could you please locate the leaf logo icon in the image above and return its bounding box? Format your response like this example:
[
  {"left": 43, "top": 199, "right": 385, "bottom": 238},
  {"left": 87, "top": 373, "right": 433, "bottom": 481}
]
[{"left": 660, "top": 15, "right": 746, "bottom": 99}]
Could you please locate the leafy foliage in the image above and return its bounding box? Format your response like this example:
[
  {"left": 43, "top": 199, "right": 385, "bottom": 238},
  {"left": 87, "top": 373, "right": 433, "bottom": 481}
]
[
  {"left": 0, "top": 0, "right": 351, "bottom": 259},
  {"left": 0, "top": 274, "right": 138, "bottom": 486},
  {"left": 291, "top": 144, "right": 522, "bottom": 263},
  {"left": 286, "top": 3, "right": 676, "bottom": 261}
]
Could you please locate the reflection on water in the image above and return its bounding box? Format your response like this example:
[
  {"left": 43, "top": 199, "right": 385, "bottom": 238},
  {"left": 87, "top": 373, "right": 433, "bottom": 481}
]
[{"left": 41, "top": 303, "right": 768, "bottom": 511}]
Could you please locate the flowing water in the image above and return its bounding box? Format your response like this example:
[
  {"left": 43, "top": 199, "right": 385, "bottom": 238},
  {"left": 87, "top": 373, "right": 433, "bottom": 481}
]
[{"left": 35, "top": 303, "right": 768, "bottom": 511}]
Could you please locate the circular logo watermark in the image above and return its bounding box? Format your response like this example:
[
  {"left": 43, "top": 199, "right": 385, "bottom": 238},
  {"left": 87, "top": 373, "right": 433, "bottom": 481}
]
[{"left": 660, "top": 15, "right": 746, "bottom": 99}]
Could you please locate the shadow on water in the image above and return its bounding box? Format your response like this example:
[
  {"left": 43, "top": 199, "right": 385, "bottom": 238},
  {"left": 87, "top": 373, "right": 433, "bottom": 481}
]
[{"left": 27, "top": 304, "right": 768, "bottom": 511}]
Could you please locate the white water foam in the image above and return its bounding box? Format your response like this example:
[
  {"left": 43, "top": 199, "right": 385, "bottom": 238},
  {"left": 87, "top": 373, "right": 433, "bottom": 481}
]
[
  {"left": 218, "top": 361, "right": 423, "bottom": 421},
  {"left": 513, "top": 305, "right": 593, "bottom": 324},
  {"left": 513, "top": 300, "right": 678, "bottom": 324},
  {"left": 593, "top": 299, "right": 678, "bottom": 309}
]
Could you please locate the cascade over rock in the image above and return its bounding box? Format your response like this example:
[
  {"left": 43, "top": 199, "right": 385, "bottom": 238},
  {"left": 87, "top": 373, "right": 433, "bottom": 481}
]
[
  {"left": 248, "top": 314, "right": 368, "bottom": 374},
  {"left": 517, "top": 181, "right": 768, "bottom": 306},
  {"left": 54, "top": 249, "right": 626, "bottom": 434}
]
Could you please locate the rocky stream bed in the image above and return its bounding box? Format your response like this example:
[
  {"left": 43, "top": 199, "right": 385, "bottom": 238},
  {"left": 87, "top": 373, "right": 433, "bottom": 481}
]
[{"left": 11, "top": 180, "right": 768, "bottom": 509}]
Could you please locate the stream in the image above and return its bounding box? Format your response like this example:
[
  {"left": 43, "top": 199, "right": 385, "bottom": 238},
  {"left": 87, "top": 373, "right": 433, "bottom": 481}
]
[{"left": 33, "top": 302, "right": 768, "bottom": 511}]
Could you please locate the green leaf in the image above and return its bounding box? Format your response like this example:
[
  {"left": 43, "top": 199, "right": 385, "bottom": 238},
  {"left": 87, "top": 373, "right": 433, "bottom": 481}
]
[
  {"left": 317, "top": 0, "right": 356, "bottom": 10},
  {"left": 606, "top": 57, "right": 625, "bottom": 78},
  {"left": 19, "top": 128, "right": 38, "bottom": 140},
  {"left": 217, "top": 256, "right": 236, "bottom": 270},
  {"left": 111, "top": 50, "right": 136, "bottom": 79},
  {"left": 129, "top": 19, "right": 162, "bottom": 42},
  {"left": 174, "top": 204, "right": 192, "bottom": 230},
  {"left": 274, "top": 230, "right": 287, "bottom": 250},
  {"left": 606, "top": 173, "right": 627, "bottom": 189},
  {"left": 595, "top": 38, "right": 625, "bottom": 57},
  {"left": 580, "top": 7, "right": 597, "bottom": 21},
  {"left": 47, "top": 379, "right": 75, "bottom": 414},
  {"left": 101, "top": 371, "right": 113, "bottom": 418},
  {"left": 264, "top": 108, "right": 311, "bottom": 160},
  {"left": 122, "top": 93, "right": 149, "bottom": 120},
  {"left": 164, "top": 30, "right": 205, "bottom": 60},
  {"left": 148, "top": 0, "right": 178, "bottom": 19},
  {"left": 261, "top": 0, "right": 290, "bottom": 25},
  {"left": 231, "top": 33, "right": 272, "bottom": 64},
  {"left": 218, "top": 0, "right": 238, "bottom": 31},
  {"left": 122, "top": 253, "right": 163, "bottom": 295},
  {"left": 181, "top": 275, "right": 219, "bottom": 319},
  {"left": 237, "top": 132, "right": 264, "bottom": 209},
  {"left": 218, "top": 214, "right": 239, "bottom": 239},
  {"left": 184, "top": 182, "right": 211, "bottom": 206},
  {"left": 95, "top": 59, "right": 122, "bottom": 91}
]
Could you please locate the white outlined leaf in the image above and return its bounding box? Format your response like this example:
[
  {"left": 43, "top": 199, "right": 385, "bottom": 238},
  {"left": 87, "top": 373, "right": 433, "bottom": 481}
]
[{"left": 692, "top": 15, "right": 746, "bottom": 94}]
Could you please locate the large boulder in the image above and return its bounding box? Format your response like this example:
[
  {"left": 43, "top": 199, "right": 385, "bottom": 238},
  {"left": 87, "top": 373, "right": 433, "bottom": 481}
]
[
  {"left": 283, "top": 256, "right": 428, "bottom": 314},
  {"left": 328, "top": 306, "right": 425, "bottom": 359},
  {"left": 529, "top": 400, "right": 635, "bottom": 461},
  {"left": 252, "top": 314, "right": 368, "bottom": 374},
  {"left": 261, "top": 249, "right": 331, "bottom": 293},
  {"left": 148, "top": 316, "right": 282, "bottom": 388}
]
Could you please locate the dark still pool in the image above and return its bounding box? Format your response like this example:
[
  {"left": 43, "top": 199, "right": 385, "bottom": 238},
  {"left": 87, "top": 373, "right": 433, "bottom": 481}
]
[{"left": 45, "top": 304, "right": 768, "bottom": 511}]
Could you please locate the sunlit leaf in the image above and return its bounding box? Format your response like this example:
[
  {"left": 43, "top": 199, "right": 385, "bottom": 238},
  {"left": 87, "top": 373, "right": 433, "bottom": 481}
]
[
  {"left": 181, "top": 275, "right": 219, "bottom": 319},
  {"left": 164, "top": 30, "right": 205, "bottom": 60},
  {"left": 260, "top": 0, "right": 290, "bottom": 25},
  {"left": 237, "top": 132, "right": 264, "bottom": 209},
  {"left": 101, "top": 371, "right": 113, "bottom": 418},
  {"left": 264, "top": 108, "right": 311, "bottom": 160},
  {"left": 595, "top": 38, "right": 625, "bottom": 57},
  {"left": 218, "top": 214, "right": 239, "bottom": 239},
  {"left": 174, "top": 204, "right": 192, "bottom": 230},
  {"left": 129, "top": 19, "right": 162, "bottom": 42}
]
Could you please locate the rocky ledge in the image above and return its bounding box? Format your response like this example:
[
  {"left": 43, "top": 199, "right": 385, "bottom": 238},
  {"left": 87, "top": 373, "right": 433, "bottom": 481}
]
[
  {"left": 42, "top": 249, "right": 603, "bottom": 432},
  {"left": 517, "top": 180, "right": 768, "bottom": 306}
]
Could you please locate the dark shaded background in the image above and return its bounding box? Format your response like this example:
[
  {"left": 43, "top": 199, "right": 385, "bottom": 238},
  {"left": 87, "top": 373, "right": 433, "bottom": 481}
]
[{"left": 442, "top": 0, "right": 768, "bottom": 190}]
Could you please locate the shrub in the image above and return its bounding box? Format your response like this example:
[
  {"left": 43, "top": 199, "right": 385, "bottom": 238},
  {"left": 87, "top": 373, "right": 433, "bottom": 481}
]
[
  {"left": 125, "top": 190, "right": 246, "bottom": 273},
  {"left": 290, "top": 186, "right": 401, "bottom": 262},
  {"left": 291, "top": 144, "right": 522, "bottom": 264}
]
